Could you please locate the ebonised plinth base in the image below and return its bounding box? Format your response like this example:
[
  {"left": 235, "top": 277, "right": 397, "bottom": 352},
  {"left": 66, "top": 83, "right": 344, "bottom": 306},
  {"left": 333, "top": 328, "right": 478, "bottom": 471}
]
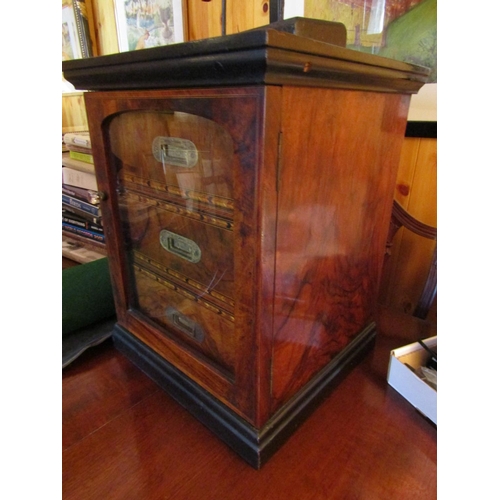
[{"left": 112, "top": 323, "right": 376, "bottom": 469}]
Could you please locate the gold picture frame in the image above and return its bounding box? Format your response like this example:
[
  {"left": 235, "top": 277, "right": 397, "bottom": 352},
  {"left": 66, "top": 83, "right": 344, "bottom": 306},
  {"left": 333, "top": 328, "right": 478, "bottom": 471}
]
[
  {"left": 114, "top": 0, "right": 186, "bottom": 52},
  {"left": 62, "top": 0, "right": 94, "bottom": 60}
]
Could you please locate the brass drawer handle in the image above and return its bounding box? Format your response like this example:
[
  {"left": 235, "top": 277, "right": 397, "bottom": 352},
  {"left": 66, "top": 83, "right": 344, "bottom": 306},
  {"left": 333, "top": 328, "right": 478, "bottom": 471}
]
[
  {"left": 152, "top": 136, "right": 198, "bottom": 168},
  {"left": 159, "top": 229, "right": 201, "bottom": 263},
  {"left": 165, "top": 306, "right": 205, "bottom": 342}
]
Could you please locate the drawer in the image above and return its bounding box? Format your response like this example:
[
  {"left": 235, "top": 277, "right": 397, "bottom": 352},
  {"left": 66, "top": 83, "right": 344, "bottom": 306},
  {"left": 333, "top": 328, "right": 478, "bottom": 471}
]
[
  {"left": 132, "top": 264, "right": 236, "bottom": 377},
  {"left": 120, "top": 193, "right": 234, "bottom": 300},
  {"left": 108, "top": 110, "right": 234, "bottom": 205}
]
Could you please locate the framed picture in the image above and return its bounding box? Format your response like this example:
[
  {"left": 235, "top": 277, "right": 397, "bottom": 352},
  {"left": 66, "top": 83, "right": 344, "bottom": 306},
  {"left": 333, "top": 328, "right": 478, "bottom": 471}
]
[
  {"left": 115, "top": 0, "right": 185, "bottom": 52},
  {"left": 62, "top": 0, "right": 94, "bottom": 60},
  {"left": 292, "top": 0, "right": 436, "bottom": 121},
  {"left": 303, "top": 0, "right": 437, "bottom": 83}
]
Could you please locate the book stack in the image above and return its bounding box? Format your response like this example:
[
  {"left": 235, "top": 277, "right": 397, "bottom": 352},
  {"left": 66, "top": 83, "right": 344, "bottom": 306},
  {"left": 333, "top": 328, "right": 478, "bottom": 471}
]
[{"left": 62, "top": 132, "right": 106, "bottom": 251}]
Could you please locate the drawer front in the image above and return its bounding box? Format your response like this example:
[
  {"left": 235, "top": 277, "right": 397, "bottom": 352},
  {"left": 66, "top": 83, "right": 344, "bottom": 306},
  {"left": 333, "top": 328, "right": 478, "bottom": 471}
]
[
  {"left": 133, "top": 264, "right": 236, "bottom": 377},
  {"left": 109, "top": 111, "right": 234, "bottom": 207},
  {"left": 121, "top": 192, "right": 234, "bottom": 301}
]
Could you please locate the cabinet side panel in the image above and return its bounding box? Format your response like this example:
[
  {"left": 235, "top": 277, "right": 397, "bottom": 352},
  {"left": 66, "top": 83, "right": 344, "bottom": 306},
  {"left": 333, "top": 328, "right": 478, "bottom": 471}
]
[{"left": 272, "top": 87, "right": 410, "bottom": 409}]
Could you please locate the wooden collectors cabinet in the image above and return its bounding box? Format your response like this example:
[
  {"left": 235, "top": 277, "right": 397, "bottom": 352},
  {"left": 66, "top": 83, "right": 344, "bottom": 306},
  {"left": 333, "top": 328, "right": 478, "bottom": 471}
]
[{"left": 63, "top": 21, "right": 428, "bottom": 468}]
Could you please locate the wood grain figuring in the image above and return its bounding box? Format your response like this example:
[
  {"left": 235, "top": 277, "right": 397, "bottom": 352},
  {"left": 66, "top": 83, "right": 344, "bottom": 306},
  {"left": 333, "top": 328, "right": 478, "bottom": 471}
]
[
  {"left": 226, "top": 0, "right": 270, "bottom": 34},
  {"left": 88, "top": 0, "right": 119, "bottom": 55},
  {"left": 186, "top": 0, "right": 269, "bottom": 39},
  {"left": 272, "top": 87, "right": 410, "bottom": 408},
  {"left": 63, "top": 314, "right": 437, "bottom": 499},
  {"left": 133, "top": 248, "right": 235, "bottom": 312},
  {"left": 186, "top": 0, "right": 222, "bottom": 40},
  {"left": 404, "top": 139, "right": 437, "bottom": 226},
  {"left": 121, "top": 199, "right": 235, "bottom": 297},
  {"left": 62, "top": 93, "right": 89, "bottom": 134},
  {"left": 394, "top": 138, "right": 420, "bottom": 207},
  {"left": 132, "top": 264, "right": 237, "bottom": 377},
  {"left": 109, "top": 110, "right": 234, "bottom": 201}
]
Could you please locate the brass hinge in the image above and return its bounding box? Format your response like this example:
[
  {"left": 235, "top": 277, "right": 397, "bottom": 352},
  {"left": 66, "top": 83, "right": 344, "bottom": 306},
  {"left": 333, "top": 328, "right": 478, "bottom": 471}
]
[{"left": 276, "top": 131, "right": 283, "bottom": 192}]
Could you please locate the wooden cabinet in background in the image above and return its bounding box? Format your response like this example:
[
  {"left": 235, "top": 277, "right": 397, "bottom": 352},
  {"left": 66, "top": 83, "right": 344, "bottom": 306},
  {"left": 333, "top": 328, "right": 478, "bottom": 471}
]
[
  {"left": 63, "top": 22, "right": 429, "bottom": 468},
  {"left": 379, "top": 136, "right": 437, "bottom": 322},
  {"left": 62, "top": 92, "right": 89, "bottom": 133}
]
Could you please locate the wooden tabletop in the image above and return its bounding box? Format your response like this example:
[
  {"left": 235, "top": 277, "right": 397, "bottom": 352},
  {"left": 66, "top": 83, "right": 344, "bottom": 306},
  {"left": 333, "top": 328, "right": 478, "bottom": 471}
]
[{"left": 62, "top": 306, "right": 437, "bottom": 499}]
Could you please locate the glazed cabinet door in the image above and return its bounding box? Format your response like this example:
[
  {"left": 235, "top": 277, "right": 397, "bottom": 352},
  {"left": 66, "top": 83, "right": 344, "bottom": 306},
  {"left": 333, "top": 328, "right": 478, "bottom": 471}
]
[{"left": 84, "top": 87, "right": 280, "bottom": 423}]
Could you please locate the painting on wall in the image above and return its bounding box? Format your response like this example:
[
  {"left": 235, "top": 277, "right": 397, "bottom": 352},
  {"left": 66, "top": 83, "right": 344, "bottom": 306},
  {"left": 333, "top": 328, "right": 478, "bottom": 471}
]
[
  {"left": 62, "top": 0, "right": 94, "bottom": 60},
  {"left": 115, "top": 0, "right": 185, "bottom": 52},
  {"left": 304, "top": 0, "right": 437, "bottom": 82}
]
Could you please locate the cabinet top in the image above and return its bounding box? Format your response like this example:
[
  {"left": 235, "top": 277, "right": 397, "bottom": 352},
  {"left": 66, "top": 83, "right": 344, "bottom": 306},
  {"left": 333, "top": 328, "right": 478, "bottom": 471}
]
[{"left": 62, "top": 19, "right": 429, "bottom": 94}]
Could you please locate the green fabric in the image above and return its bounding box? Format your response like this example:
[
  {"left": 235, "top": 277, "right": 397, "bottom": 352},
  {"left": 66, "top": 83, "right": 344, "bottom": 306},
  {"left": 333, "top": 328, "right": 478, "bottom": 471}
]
[{"left": 62, "top": 257, "right": 116, "bottom": 335}]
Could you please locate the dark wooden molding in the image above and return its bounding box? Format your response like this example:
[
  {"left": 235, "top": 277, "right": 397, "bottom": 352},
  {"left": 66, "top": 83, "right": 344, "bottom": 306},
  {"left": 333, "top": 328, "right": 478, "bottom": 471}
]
[
  {"left": 405, "top": 121, "right": 437, "bottom": 138},
  {"left": 389, "top": 200, "right": 437, "bottom": 242},
  {"left": 62, "top": 22, "right": 429, "bottom": 94},
  {"left": 112, "top": 322, "right": 376, "bottom": 469}
]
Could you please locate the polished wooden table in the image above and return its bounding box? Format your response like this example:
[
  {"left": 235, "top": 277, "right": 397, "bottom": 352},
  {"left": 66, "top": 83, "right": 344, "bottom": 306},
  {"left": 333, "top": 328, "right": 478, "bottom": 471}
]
[{"left": 62, "top": 305, "right": 437, "bottom": 499}]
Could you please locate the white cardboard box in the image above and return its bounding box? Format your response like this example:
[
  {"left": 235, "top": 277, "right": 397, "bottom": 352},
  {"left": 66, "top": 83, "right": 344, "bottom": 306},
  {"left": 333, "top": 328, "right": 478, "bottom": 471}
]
[{"left": 387, "top": 336, "right": 437, "bottom": 425}]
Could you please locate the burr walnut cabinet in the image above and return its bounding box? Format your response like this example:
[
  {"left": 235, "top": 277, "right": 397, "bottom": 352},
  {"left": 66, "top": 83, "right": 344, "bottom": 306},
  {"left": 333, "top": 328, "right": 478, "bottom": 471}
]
[{"left": 62, "top": 20, "right": 428, "bottom": 468}]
